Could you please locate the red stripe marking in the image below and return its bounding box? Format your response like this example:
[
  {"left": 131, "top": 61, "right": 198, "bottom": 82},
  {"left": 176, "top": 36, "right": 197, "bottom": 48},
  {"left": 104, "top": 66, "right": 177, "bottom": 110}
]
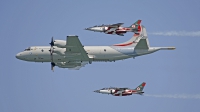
[
  {"left": 131, "top": 90, "right": 136, "bottom": 92},
  {"left": 137, "top": 25, "right": 141, "bottom": 31},
  {"left": 142, "top": 82, "right": 146, "bottom": 87},
  {"left": 137, "top": 20, "right": 142, "bottom": 24},
  {"left": 107, "top": 27, "right": 111, "bottom": 30},
  {"left": 107, "top": 31, "right": 114, "bottom": 34},
  {"left": 114, "top": 42, "right": 133, "bottom": 46},
  {"left": 134, "top": 33, "right": 139, "bottom": 36}
]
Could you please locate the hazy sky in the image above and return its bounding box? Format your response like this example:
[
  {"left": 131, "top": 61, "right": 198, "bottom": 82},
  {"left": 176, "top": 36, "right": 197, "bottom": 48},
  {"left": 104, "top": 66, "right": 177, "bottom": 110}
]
[{"left": 1, "top": 0, "right": 200, "bottom": 112}]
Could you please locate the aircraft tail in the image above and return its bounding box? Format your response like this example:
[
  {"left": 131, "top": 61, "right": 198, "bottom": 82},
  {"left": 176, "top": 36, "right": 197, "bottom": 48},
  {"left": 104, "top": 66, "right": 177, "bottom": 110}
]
[
  {"left": 113, "top": 25, "right": 175, "bottom": 55},
  {"left": 130, "top": 20, "right": 142, "bottom": 32},
  {"left": 134, "top": 26, "right": 150, "bottom": 49},
  {"left": 134, "top": 82, "right": 146, "bottom": 92},
  {"left": 113, "top": 25, "right": 149, "bottom": 48}
]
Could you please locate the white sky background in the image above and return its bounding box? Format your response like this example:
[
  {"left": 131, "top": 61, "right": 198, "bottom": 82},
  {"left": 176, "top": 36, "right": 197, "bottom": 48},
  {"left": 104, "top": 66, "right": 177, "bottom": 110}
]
[{"left": 0, "top": 0, "right": 200, "bottom": 112}]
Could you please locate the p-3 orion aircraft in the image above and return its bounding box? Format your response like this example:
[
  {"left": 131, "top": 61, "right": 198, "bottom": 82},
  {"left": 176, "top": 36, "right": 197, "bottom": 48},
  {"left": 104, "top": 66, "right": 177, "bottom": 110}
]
[
  {"left": 94, "top": 82, "right": 146, "bottom": 96},
  {"left": 16, "top": 26, "right": 175, "bottom": 71},
  {"left": 85, "top": 20, "right": 142, "bottom": 36}
]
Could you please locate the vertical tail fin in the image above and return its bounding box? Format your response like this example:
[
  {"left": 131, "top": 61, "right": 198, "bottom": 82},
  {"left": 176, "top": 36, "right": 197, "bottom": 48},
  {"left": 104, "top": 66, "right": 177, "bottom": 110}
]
[
  {"left": 113, "top": 25, "right": 146, "bottom": 47},
  {"left": 130, "top": 20, "right": 142, "bottom": 31},
  {"left": 131, "top": 20, "right": 142, "bottom": 27},
  {"left": 134, "top": 26, "right": 150, "bottom": 49},
  {"left": 134, "top": 82, "right": 146, "bottom": 91}
]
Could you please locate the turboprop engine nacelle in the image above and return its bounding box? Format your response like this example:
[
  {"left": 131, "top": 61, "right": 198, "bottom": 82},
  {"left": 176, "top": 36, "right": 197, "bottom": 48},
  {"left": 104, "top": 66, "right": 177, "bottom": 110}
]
[
  {"left": 53, "top": 48, "right": 65, "bottom": 56},
  {"left": 54, "top": 40, "right": 66, "bottom": 48}
]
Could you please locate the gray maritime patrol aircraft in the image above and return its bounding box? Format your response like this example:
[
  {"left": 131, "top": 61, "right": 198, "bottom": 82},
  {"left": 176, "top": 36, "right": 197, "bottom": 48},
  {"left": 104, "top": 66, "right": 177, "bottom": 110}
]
[{"left": 16, "top": 26, "right": 175, "bottom": 71}]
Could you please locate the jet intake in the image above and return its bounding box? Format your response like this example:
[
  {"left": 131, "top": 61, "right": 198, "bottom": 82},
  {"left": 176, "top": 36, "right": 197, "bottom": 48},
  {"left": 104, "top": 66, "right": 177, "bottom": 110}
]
[
  {"left": 54, "top": 40, "right": 67, "bottom": 48},
  {"left": 111, "top": 89, "right": 115, "bottom": 94}
]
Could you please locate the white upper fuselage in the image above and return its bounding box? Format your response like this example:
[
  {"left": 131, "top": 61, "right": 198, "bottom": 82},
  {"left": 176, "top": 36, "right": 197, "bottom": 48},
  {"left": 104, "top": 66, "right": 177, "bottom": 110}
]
[
  {"left": 16, "top": 45, "right": 160, "bottom": 63},
  {"left": 16, "top": 46, "right": 130, "bottom": 62},
  {"left": 16, "top": 26, "right": 174, "bottom": 70}
]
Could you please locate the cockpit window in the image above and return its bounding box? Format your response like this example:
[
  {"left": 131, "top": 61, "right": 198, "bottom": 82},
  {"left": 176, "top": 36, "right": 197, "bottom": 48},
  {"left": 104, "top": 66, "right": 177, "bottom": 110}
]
[{"left": 24, "top": 47, "right": 31, "bottom": 51}]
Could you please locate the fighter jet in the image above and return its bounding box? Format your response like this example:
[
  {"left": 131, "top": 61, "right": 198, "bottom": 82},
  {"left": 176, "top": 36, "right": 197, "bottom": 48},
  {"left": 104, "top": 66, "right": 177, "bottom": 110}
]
[
  {"left": 85, "top": 20, "right": 142, "bottom": 36},
  {"left": 94, "top": 82, "right": 146, "bottom": 96},
  {"left": 16, "top": 26, "right": 175, "bottom": 71}
]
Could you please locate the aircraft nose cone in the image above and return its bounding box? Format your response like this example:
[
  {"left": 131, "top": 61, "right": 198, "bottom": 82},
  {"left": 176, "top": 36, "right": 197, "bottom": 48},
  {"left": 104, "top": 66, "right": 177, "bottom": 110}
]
[
  {"left": 94, "top": 90, "right": 100, "bottom": 93},
  {"left": 85, "top": 27, "right": 91, "bottom": 30},
  {"left": 16, "top": 53, "right": 20, "bottom": 59},
  {"left": 16, "top": 53, "right": 23, "bottom": 60}
]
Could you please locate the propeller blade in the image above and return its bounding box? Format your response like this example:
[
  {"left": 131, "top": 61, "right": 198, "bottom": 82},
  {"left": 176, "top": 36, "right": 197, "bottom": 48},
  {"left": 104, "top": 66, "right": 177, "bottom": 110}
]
[
  {"left": 49, "top": 47, "right": 54, "bottom": 62},
  {"left": 49, "top": 47, "right": 54, "bottom": 54},
  {"left": 49, "top": 37, "right": 55, "bottom": 71},
  {"left": 49, "top": 37, "right": 55, "bottom": 62},
  {"left": 51, "top": 62, "right": 56, "bottom": 72},
  {"left": 50, "top": 53, "right": 53, "bottom": 62},
  {"left": 49, "top": 37, "right": 54, "bottom": 46}
]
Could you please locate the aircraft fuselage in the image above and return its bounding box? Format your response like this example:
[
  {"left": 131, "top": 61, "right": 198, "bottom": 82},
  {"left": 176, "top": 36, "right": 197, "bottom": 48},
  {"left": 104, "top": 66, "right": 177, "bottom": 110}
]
[
  {"left": 16, "top": 46, "right": 159, "bottom": 63},
  {"left": 94, "top": 89, "right": 140, "bottom": 96}
]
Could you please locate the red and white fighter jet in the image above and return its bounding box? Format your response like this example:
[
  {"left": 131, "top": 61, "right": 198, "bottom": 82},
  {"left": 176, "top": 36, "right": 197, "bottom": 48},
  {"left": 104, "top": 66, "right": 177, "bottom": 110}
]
[
  {"left": 85, "top": 20, "right": 141, "bottom": 36},
  {"left": 94, "top": 82, "right": 146, "bottom": 96}
]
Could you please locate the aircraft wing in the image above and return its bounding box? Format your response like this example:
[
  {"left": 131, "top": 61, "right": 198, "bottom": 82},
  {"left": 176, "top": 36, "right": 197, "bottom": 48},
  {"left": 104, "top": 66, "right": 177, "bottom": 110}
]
[
  {"left": 66, "top": 35, "right": 90, "bottom": 62},
  {"left": 55, "top": 61, "right": 88, "bottom": 70},
  {"left": 105, "top": 23, "right": 124, "bottom": 27}
]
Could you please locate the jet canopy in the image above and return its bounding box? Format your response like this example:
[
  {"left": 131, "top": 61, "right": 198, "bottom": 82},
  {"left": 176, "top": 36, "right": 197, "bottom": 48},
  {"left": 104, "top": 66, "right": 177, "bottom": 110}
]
[{"left": 101, "top": 88, "right": 109, "bottom": 90}]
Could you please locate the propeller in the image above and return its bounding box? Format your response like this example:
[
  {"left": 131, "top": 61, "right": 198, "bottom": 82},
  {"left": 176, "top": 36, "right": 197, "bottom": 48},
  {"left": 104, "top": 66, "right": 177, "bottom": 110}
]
[
  {"left": 51, "top": 62, "right": 56, "bottom": 72},
  {"left": 49, "top": 37, "right": 54, "bottom": 46},
  {"left": 49, "top": 37, "right": 55, "bottom": 71}
]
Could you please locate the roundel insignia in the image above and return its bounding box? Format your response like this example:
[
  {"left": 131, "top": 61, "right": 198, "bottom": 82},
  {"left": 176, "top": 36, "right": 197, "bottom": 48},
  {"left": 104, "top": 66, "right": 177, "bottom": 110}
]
[{"left": 137, "top": 87, "right": 140, "bottom": 90}]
